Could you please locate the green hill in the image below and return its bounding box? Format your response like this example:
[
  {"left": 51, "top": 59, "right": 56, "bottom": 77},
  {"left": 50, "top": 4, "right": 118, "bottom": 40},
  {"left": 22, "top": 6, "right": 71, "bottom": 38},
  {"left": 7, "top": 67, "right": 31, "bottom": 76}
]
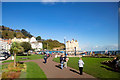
[
  {"left": 42, "top": 39, "right": 65, "bottom": 50},
  {"left": 0, "top": 25, "right": 33, "bottom": 39}
]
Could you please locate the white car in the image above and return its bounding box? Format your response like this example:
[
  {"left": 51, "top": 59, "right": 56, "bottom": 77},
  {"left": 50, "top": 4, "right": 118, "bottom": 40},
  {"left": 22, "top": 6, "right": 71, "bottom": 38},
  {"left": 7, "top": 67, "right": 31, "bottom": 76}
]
[{"left": 0, "top": 52, "right": 10, "bottom": 60}]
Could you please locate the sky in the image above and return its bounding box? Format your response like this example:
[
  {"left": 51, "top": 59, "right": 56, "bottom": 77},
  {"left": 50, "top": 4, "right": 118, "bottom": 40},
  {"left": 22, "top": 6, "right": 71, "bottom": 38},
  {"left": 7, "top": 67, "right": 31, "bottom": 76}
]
[{"left": 2, "top": 2, "right": 119, "bottom": 51}]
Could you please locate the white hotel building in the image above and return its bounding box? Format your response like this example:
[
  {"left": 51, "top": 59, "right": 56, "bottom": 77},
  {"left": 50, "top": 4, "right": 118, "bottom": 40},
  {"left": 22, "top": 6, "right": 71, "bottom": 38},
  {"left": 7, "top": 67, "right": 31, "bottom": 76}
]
[{"left": 66, "top": 39, "right": 80, "bottom": 52}]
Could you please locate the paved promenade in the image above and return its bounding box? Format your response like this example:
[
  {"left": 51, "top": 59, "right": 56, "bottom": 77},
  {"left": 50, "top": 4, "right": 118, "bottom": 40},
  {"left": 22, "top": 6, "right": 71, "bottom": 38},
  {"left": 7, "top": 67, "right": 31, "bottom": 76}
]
[{"left": 2, "top": 55, "right": 97, "bottom": 79}]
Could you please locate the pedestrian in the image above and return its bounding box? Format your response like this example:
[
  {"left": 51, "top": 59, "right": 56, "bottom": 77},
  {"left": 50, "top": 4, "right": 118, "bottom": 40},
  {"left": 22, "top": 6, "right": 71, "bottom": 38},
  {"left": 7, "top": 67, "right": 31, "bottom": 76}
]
[
  {"left": 60, "top": 55, "right": 63, "bottom": 63},
  {"left": 60, "top": 55, "right": 64, "bottom": 69},
  {"left": 78, "top": 58, "right": 84, "bottom": 75},
  {"left": 63, "top": 56, "right": 66, "bottom": 68},
  {"left": 51, "top": 52, "right": 53, "bottom": 57},
  {"left": 113, "top": 57, "right": 119, "bottom": 71},
  {"left": 55, "top": 54, "right": 57, "bottom": 58},
  {"left": 44, "top": 54, "right": 47, "bottom": 64},
  {"left": 61, "top": 60, "right": 64, "bottom": 69},
  {"left": 64, "top": 56, "right": 69, "bottom": 68}
]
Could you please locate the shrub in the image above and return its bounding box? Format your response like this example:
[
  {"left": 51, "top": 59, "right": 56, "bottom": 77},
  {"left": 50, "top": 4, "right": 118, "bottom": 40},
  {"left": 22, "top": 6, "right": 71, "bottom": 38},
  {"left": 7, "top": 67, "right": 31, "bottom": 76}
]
[{"left": 20, "top": 42, "right": 32, "bottom": 52}]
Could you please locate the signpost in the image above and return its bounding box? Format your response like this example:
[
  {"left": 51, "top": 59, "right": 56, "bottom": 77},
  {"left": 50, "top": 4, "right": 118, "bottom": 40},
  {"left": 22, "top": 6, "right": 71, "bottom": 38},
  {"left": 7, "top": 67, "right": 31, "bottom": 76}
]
[{"left": 64, "top": 37, "right": 66, "bottom": 56}]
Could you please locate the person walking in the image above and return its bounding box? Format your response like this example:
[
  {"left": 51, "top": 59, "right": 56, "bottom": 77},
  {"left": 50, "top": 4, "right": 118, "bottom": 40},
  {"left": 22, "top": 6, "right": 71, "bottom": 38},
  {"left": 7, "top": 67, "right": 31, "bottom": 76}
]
[
  {"left": 44, "top": 54, "right": 47, "bottom": 64},
  {"left": 61, "top": 60, "right": 64, "bottom": 69},
  {"left": 66, "top": 57, "right": 69, "bottom": 68},
  {"left": 60, "top": 55, "right": 64, "bottom": 69},
  {"left": 60, "top": 55, "right": 63, "bottom": 63},
  {"left": 78, "top": 58, "right": 84, "bottom": 75},
  {"left": 64, "top": 56, "right": 69, "bottom": 68}
]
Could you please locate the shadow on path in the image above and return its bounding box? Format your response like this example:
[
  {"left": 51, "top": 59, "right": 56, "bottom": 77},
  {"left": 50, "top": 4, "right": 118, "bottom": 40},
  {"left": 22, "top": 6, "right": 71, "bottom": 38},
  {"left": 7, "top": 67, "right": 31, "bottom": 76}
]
[
  {"left": 55, "top": 64, "right": 61, "bottom": 69},
  {"left": 69, "top": 69, "right": 80, "bottom": 75}
]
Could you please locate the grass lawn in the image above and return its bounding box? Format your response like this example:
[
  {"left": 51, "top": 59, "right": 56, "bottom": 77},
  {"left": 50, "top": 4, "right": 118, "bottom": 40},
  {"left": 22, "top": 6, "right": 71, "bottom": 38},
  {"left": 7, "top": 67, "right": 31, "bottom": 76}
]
[
  {"left": 25, "top": 62, "right": 47, "bottom": 79},
  {"left": 53, "top": 57, "right": 120, "bottom": 79},
  {"left": 2, "top": 54, "right": 44, "bottom": 63}
]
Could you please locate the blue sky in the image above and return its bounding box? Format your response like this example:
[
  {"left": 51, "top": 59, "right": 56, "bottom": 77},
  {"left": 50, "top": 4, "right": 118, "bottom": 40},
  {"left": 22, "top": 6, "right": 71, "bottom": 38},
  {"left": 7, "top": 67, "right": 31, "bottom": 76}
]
[{"left": 2, "top": 2, "right": 118, "bottom": 51}]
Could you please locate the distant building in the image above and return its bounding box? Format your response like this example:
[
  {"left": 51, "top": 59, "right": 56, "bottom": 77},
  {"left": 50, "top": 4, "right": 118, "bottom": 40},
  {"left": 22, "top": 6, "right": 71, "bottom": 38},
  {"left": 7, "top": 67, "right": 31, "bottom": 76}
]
[
  {"left": 2, "top": 39, "right": 12, "bottom": 44},
  {"left": 30, "top": 37, "right": 43, "bottom": 51},
  {"left": 11, "top": 37, "right": 43, "bottom": 51},
  {"left": 11, "top": 37, "right": 29, "bottom": 43},
  {"left": 0, "top": 38, "right": 11, "bottom": 51},
  {"left": 30, "top": 37, "right": 37, "bottom": 43},
  {"left": 66, "top": 39, "right": 80, "bottom": 52}
]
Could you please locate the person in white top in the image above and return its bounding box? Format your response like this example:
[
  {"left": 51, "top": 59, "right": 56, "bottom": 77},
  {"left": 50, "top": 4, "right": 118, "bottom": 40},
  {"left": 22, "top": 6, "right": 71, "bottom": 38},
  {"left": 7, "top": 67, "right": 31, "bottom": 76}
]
[
  {"left": 78, "top": 58, "right": 84, "bottom": 75},
  {"left": 64, "top": 57, "right": 69, "bottom": 68}
]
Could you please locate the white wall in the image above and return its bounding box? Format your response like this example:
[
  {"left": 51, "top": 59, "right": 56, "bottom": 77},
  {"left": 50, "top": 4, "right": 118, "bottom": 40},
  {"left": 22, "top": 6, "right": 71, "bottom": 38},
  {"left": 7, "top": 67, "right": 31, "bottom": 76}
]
[
  {"left": 30, "top": 37, "right": 37, "bottom": 43},
  {"left": 31, "top": 42, "right": 43, "bottom": 50}
]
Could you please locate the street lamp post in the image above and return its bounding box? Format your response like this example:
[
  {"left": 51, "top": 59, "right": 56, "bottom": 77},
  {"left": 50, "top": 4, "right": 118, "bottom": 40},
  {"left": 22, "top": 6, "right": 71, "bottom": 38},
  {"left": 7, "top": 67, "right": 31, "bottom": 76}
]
[{"left": 64, "top": 37, "right": 66, "bottom": 57}]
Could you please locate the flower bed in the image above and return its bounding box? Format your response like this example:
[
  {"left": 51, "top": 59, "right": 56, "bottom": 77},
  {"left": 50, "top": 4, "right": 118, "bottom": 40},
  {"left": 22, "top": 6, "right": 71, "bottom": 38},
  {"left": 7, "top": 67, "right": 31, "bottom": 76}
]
[
  {"left": 2, "top": 62, "right": 26, "bottom": 79},
  {"left": 101, "top": 58, "right": 120, "bottom": 72}
]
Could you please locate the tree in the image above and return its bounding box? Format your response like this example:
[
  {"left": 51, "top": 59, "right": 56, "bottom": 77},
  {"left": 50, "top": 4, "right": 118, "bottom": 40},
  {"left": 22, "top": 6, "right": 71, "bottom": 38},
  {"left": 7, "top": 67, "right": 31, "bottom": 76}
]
[
  {"left": 20, "top": 42, "right": 32, "bottom": 53},
  {"left": 14, "top": 33, "right": 16, "bottom": 37},
  {"left": 2, "top": 25, "right": 5, "bottom": 30},
  {"left": 21, "top": 29, "right": 33, "bottom": 38},
  {"left": 5, "top": 32, "right": 8, "bottom": 36},
  {"left": 15, "top": 29, "right": 21, "bottom": 32},
  {"left": 2, "top": 30, "right": 15, "bottom": 39},
  {"left": 10, "top": 42, "right": 24, "bottom": 67},
  {"left": 16, "top": 32, "right": 25, "bottom": 38},
  {"left": 36, "top": 36, "right": 41, "bottom": 41}
]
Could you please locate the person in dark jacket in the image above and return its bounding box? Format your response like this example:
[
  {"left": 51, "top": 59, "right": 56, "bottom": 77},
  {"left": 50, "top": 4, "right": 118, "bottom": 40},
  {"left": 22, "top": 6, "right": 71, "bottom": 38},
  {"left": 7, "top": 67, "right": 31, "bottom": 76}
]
[
  {"left": 60, "top": 55, "right": 64, "bottom": 69},
  {"left": 44, "top": 54, "right": 47, "bottom": 63},
  {"left": 60, "top": 55, "right": 63, "bottom": 63}
]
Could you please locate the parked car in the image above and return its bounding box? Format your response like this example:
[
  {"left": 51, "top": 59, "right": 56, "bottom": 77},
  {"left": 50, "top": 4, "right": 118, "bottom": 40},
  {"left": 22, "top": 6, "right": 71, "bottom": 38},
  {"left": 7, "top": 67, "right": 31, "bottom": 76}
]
[{"left": 0, "top": 52, "right": 10, "bottom": 60}]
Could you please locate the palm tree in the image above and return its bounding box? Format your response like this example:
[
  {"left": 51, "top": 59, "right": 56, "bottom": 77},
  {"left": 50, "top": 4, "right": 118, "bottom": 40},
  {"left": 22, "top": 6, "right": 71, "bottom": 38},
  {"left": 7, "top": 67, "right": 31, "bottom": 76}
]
[{"left": 10, "top": 42, "right": 24, "bottom": 67}]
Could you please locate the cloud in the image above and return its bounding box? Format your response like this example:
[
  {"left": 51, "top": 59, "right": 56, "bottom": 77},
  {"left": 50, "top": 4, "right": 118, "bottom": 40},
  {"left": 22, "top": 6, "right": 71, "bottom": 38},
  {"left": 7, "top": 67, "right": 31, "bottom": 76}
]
[
  {"left": 95, "top": 46, "right": 98, "bottom": 48},
  {"left": 41, "top": 0, "right": 67, "bottom": 2},
  {"left": 40, "top": 0, "right": 67, "bottom": 5}
]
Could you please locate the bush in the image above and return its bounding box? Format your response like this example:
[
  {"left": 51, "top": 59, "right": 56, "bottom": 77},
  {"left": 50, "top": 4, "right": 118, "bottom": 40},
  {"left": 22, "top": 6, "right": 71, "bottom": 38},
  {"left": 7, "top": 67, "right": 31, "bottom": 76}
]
[
  {"left": 20, "top": 42, "right": 32, "bottom": 52},
  {"left": 7, "top": 63, "right": 25, "bottom": 72},
  {"left": 10, "top": 42, "right": 24, "bottom": 54}
]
